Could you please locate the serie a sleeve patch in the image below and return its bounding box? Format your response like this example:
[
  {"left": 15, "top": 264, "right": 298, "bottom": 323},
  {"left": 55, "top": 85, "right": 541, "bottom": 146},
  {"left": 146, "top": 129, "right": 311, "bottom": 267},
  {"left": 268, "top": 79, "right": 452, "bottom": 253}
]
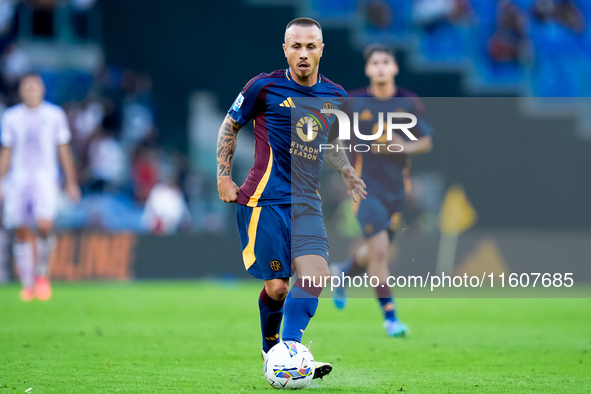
[{"left": 231, "top": 92, "right": 245, "bottom": 112}]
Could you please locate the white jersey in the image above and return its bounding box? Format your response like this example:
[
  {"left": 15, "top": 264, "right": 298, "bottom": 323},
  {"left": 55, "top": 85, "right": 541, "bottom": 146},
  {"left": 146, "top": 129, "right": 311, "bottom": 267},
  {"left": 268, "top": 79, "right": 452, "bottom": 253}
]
[
  {"left": 1, "top": 101, "right": 71, "bottom": 187},
  {"left": 1, "top": 101, "right": 71, "bottom": 228}
]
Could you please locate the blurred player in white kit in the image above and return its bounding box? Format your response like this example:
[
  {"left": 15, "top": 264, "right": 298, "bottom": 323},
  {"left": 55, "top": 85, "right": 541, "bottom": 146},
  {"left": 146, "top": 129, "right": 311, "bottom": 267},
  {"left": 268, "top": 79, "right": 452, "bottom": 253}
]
[{"left": 0, "top": 73, "right": 80, "bottom": 301}]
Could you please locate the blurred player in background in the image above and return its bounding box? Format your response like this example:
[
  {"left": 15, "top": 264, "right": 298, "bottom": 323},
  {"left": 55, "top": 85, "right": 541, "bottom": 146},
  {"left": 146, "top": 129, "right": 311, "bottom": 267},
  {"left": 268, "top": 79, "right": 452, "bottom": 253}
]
[
  {"left": 141, "top": 175, "right": 192, "bottom": 235},
  {"left": 216, "top": 18, "right": 366, "bottom": 378},
  {"left": 332, "top": 45, "right": 433, "bottom": 336},
  {"left": 0, "top": 73, "right": 80, "bottom": 301}
]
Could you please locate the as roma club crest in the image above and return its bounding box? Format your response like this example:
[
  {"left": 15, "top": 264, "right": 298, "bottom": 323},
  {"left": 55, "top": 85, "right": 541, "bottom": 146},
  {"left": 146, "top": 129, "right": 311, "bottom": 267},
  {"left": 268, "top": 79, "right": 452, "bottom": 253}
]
[
  {"left": 322, "top": 101, "right": 334, "bottom": 116},
  {"left": 270, "top": 260, "right": 282, "bottom": 272}
]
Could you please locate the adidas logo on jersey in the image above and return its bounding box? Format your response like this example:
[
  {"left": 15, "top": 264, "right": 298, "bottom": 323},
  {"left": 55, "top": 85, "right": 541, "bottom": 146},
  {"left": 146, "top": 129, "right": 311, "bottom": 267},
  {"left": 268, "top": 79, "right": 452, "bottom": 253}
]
[{"left": 279, "top": 97, "right": 296, "bottom": 108}]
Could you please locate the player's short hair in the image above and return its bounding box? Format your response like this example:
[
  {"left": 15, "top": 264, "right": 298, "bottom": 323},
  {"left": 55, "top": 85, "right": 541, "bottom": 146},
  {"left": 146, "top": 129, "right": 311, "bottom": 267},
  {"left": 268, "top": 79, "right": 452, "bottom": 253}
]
[
  {"left": 363, "top": 44, "right": 396, "bottom": 63},
  {"left": 19, "top": 72, "right": 44, "bottom": 86},
  {"left": 284, "top": 17, "right": 323, "bottom": 42}
]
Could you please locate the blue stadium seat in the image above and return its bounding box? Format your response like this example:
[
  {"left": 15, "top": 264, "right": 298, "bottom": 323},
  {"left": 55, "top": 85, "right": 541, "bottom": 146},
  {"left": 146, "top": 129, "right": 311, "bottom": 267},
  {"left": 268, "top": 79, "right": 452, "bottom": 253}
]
[
  {"left": 418, "top": 23, "right": 471, "bottom": 63},
  {"left": 308, "top": 0, "right": 356, "bottom": 20}
]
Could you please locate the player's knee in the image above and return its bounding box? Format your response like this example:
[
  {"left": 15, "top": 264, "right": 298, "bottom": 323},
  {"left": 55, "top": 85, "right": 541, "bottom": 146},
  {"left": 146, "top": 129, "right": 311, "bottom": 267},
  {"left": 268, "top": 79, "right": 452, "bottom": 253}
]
[
  {"left": 266, "top": 280, "right": 289, "bottom": 300},
  {"left": 37, "top": 221, "right": 53, "bottom": 237},
  {"left": 368, "top": 232, "right": 389, "bottom": 264},
  {"left": 371, "top": 247, "right": 388, "bottom": 264},
  {"left": 15, "top": 228, "right": 32, "bottom": 242},
  {"left": 355, "top": 243, "right": 370, "bottom": 264},
  {"left": 302, "top": 267, "right": 331, "bottom": 289},
  {"left": 316, "top": 265, "right": 331, "bottom": 280}
]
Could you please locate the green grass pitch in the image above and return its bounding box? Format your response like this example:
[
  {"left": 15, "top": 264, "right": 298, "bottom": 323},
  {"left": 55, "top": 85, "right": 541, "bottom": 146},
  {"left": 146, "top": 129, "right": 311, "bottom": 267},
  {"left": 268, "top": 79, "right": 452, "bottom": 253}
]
[{"left": 1, "top": 281, "right": 590, "bottom": 392}]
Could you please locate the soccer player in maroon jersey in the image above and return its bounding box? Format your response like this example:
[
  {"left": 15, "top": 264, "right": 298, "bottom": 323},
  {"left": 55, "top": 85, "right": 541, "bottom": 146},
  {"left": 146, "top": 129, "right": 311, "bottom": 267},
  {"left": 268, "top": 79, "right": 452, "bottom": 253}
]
[
  {"left": 332, "top": 45, "right": 433, "bottom": 337},
  {"left": 216, "top": 18, "right": 366, "bottom": 379}
]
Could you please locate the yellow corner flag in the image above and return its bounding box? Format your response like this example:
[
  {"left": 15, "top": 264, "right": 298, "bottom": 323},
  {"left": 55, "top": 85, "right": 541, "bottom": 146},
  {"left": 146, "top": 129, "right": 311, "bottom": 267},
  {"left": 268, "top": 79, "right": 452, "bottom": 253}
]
[{"left": 439, "top": 184, "right": 477, "bottom": 236}]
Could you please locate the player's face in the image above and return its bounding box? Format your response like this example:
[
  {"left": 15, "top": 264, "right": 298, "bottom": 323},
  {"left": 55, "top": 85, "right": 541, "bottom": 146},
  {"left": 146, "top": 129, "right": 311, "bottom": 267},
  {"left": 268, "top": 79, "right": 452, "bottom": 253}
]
[
  {"left": 19, "top": 76, "right": 45, "bottom": 107},
  {"left": 365, "top": 52, "right": 398, "bottom": 84},
  {"left": 283, "top": 25, "right": 324, "bottom": 84}
]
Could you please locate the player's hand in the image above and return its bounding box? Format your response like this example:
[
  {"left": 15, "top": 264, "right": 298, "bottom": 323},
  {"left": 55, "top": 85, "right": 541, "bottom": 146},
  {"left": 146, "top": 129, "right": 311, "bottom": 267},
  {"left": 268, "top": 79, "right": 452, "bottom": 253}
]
[
  {"left": 66, "top": 182, "right": 81, "bottom": 203},
  {"left": 341, "top": 165, "right": 367, "bottom": 203},
  {"left": 389, "top": 133, "right": 405, "bottom": 148},
  {"left": 217, "top": 176, "right": 240, "bottom": 203}
]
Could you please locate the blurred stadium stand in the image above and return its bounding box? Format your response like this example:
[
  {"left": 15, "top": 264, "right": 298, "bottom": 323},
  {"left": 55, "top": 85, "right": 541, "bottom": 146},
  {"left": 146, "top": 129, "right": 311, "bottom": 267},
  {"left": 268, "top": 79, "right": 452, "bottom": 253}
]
[{"left": 0, "top": 0, "right": 192, "bottom": 234}]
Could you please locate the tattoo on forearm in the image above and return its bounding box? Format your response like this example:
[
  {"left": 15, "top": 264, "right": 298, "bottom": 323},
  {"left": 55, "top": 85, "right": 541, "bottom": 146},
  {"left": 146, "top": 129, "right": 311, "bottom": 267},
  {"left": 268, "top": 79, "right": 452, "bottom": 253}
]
[
  {"left": 216, "top": 115, "right": 242, "bottom": 177},
  {"left": 325, "top": 139, "right": 351, "bottom": 173}
]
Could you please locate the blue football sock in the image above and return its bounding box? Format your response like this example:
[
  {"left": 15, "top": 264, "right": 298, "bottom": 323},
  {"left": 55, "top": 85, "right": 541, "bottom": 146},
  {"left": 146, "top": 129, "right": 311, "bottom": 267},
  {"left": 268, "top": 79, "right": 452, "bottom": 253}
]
[
  {"left": 259, "top": 286, "right": 284, "bottom": 352},
  {"left": 376, "top": 285, "right": 397, "bottom": 322},
  {"left": 281, "top": 278, "right": 323, "bottom": 343}
]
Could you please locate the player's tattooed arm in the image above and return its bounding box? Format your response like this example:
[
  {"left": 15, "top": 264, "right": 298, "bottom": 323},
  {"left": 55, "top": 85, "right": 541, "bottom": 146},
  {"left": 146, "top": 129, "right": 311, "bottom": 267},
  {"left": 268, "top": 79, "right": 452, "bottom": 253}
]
[
  {"left": 325, "top": 139, "right": 367, "bottom": 203},
  {"left": 216, "top": 115, "right": 243, "bottom": 203},
  {"left": 217, "top": 115, "right": 242, "bottom": 177},
  {"left": 324, "top": 138, "right": 350, "bottom": 173}
]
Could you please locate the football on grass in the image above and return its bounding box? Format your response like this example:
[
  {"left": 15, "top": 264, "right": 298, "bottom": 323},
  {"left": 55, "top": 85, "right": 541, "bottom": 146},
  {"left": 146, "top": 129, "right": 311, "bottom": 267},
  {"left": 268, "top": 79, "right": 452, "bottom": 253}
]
[{"left": 264, "top": 341, "right": 315, "bottom": 389}]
